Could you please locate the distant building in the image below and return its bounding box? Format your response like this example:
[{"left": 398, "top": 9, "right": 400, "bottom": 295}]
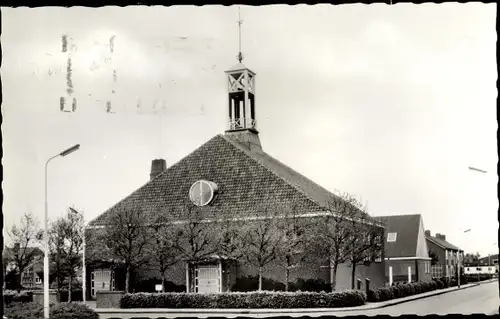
[
  {"left": 375, "top": 214, "right": 432, "bottom": 284},
  {"left": 425, "top": 230, "right": 464, "bottom": 278},
  {"left": 3, "top": 246, "right": 44, "bottom": 289},
  {"left": 464, "top": 265, "right": 497, "bottom": 276}
]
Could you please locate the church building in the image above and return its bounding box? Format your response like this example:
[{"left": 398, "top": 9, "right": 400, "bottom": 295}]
[{"left": 85, "top": 29, "right": 387, "bottom": 299}]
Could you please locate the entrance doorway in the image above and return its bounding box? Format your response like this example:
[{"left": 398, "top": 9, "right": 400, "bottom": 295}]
[
  {"left": 91, "top": 268, "right": 114, "bottom": 298},
  {"left": 195, "top": 265, "right": 220, "bottom": 293}
]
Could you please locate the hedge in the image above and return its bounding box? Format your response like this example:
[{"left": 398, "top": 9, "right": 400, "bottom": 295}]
[
  {"left": 367, "top": 281, "right": 439, "bottom": 302},
  {"left": 465, "top": 274, "right": 492, "bottom": 282},
  {"left": 58, "top": 289, "right": 83, "bottom": 302},
  {"left": 120, "top": 290, "right": 367, "bottom": 308},
  {"left": 4, "top": 302, "right": 98, "bottom": 319},
  {"left": 231, "top": 276, "right": 330, "bottom": 292},
  {"left": 3, "top": 290, "right": 34, "bottom": 306}
]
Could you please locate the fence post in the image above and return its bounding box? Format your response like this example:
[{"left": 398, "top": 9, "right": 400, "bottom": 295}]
[{"left": 408, "top": 266, "right": 411, "bottom": 283}]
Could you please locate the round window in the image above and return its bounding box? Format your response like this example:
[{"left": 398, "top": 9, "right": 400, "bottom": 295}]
[{"left": 189, "top": 180, "right": 218, "bottom": 207}]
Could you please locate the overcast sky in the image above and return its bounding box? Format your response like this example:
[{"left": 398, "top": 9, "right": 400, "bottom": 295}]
[{"left": 2, "top": 4, "right": 497, "bottom": 257}]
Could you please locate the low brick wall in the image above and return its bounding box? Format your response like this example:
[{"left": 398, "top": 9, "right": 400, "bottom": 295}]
[
  {"left": 32, "top": 290, "right": 59, "bottom": 305},
  {"left": 96, "top": 291, "right": 125, "bottom": 308}
]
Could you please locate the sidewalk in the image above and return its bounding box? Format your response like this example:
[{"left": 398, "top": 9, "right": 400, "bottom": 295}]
[{"left": 95, "top": 281, "right": 483, "bottom": 316}]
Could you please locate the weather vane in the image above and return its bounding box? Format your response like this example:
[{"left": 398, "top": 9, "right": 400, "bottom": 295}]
[{"left": 237, "top": 7, "right": 244, "bottom": 63}]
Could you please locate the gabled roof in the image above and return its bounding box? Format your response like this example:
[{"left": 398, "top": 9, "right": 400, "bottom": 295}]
[
  {"left": 478, "top": 254, "right": 499, "bottom": 264},
  {"left": 425, "top": 235, "right": 462, "bottom": 252},
  {"left": 374, "top": 214, "right": 422, "bottom": 258},
  {"left": 225, "top": 63, "right": 255, "bottom": 74},
  {"left": 3, "top": 247, "right": 43, "bottom": 258},
  {"left": 90, "top": 134, "right": 377, "bottom": 227}
]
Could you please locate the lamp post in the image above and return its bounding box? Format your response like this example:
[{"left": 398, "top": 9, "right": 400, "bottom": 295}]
[{"left": 44, "top": 144, "right": 80, "bottom": 319}]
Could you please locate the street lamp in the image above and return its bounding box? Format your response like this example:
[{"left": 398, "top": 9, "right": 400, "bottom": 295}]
[{"left": 44, "top": 144, "right": 80, "bottom": 319}]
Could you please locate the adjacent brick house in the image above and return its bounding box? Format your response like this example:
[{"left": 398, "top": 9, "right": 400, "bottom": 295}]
[
  {"left": 375, "top": 214, "right": 432, "bottom": 284},
  {"left": 425, "top": 230, "right": 464, "bottom": 278},
  {"left": 85, "top": 59, "right": 386, "bottom": 299},
  {"left": 3, "top": 246, "right": 44, "bottom": 289}
]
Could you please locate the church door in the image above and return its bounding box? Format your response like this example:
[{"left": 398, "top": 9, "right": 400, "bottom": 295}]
[
  {"left": 91, "top": 268, "right": 112, "bottom": 297},
  {"left": 195, "top": 265, "right": 220, "bottom": 293}
]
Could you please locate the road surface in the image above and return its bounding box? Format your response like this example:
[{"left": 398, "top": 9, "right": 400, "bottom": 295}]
[{"left": 273, "top": 280, "right": 499, "bottom": 317}]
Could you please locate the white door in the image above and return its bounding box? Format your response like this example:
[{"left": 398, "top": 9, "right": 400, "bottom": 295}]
[
  {"left": 91, "top": 269, "right": 111, "bottom": 297},
  {"left": 196, "top": 266, "right": 220, "bottom": 293}
]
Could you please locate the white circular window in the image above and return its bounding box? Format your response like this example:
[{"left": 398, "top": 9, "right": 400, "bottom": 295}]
[{"left": 189, "top": 180, "right": 218, "bottom": 207}]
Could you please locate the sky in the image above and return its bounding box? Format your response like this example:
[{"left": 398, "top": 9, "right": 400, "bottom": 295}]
[{"left": 1, "top": 4, "right": 498, "bottom": 257}]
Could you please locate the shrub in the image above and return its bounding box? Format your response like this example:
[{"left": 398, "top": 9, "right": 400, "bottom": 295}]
[
  {"left": 120, "top": 290, "right": 366, "bottom": 309},
  {"left": 5, "top": 302, "right": 98, "bottom": 319},
  {"left": 50, "top": 303, "right": 99, "bottom": 319},
  {"left": 58, "top": 289, "right": 83, "bottom": 302},
  {"left": 367, "top": 289, "right": 379, "bottom": 302},
  {"left": 3, "top": 290, "right": 34, "bottom": 306},
  {"left": 134, "top": 278, "right": 186, "bottom": 293},
  {"left": 4, "top": 302, "right": 43, "bottom": 319},
  {"left": 289, "top": 278, "right": 331, "bottom": 292},
  {"left": 367, "top": 280, "right": 442, "bottom": 303},
  {"left": 231, "top": 276, "right": 286, "bottom": 292}
]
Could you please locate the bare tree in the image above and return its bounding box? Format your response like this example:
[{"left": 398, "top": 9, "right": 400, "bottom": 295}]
[
  {"left": 276, "top": 204, "right": 310, "bottom": 292},
  {"left": 148, "top": 213, "right": 181, "bottom": 292},
  {"left": 176, "top": 205, "right": 216, "bottom": 262},
  {"left": 63, "top": 207, "right": 84, "bottom": 302},
  {"left": 6, "top": 212, "right": 42, "bottom": 292},
  {"left": 315, "top": 193, "right": 361, "bottom": 292},
  {"left": 213, "top": 211, "right": 247, "bottom": 261},
  {"left": 176, "top": 205, "right": 216, "bottom": 292},
  {"left": 102, "top": 208, "right": 149, "bottom": 293},
  {"left": 49, "top": 217, "right": 68, "bottom": 295},
  {"left": 244, "top": 208, "right": 282, "bottom": 291},
  {"left": 346, "top": 208, "right": 384, "bottom": 289}
]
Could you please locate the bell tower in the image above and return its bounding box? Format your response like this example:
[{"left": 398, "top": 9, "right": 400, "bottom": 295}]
[{"left": 224, "top": 8, "right": 262, "bottom": 152}]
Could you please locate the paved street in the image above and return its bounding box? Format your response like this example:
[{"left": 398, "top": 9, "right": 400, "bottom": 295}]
[{"left": 265, "top": 281, "right": 499, "bottom": 317}]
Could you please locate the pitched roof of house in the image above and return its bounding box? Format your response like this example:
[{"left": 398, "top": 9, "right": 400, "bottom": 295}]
[
  {"left": 425, "top": 235, "right": 462, "bottom": 251},
  {"left": 478, "top": 254, "right": 499, "bottom": 264},
  {"left": 374, "top": 214, "right": 422, "bottom": 258},
  {"left": 89, "top": 134, "right": 375, "bottom": 227},
  {"left": 3, "top": 246, "right": 43, "bottom": 258}
]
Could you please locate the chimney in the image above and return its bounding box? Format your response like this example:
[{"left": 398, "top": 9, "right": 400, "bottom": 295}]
[
  {"left": 425, "top": 230, "right": 431, "bottom": 237},
  {"left": 436, "top": 233, "right": 446, "bottom": 241},
  {"left": 150, "top": 159, "right": 167, "bottom": 180}
]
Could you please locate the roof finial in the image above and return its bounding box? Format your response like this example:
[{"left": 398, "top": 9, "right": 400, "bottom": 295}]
[{"left": 237, "top": 7, "right": 244, "bottom": 63}]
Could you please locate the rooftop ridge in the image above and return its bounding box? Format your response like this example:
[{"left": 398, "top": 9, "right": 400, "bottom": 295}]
[{"left": 222, "top": 136, "right": 330, "bottom": 212}]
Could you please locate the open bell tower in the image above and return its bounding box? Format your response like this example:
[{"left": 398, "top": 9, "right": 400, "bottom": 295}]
[{"left": 224, "top": 7, "right": 262, "bottom": 152}]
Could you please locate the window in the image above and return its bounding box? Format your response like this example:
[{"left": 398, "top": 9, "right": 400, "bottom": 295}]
[
  {"left": 35, "top": 278, "right": 42, "bottom": 284},
  {"left": 387, "top": 232, "right": 397, "bottom": 242},
  {"left": 493, "top": 259, "right": 498, "bottom": 265},
  {"left": 189, "top": 180, "right": 218, "bottom": 207}
]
